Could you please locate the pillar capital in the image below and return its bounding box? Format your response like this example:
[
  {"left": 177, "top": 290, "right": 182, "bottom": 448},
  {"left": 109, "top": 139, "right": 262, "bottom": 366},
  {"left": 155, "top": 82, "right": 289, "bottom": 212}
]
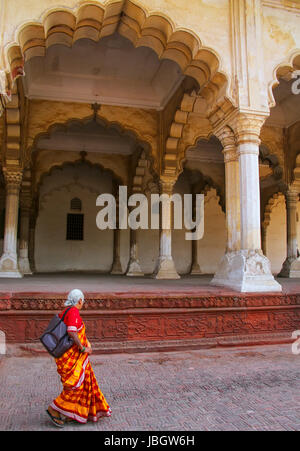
[
  {"left": 230, "top": 112, "right": 268, "bottom": 150},
  {"left": 285, "top": 189, "right": 299, "bottom": 207},
  {"left": 3, "top": 167, "right": 23, "bottom": 194},
  {"left": 215, "top": 125, "right": 235, "bottom": 147},
  {"left": 159, "top": 177, "right": 176, "bottom": 195},
  {"left": 215, "top": 126, "right": 237, "bottom": 163}
]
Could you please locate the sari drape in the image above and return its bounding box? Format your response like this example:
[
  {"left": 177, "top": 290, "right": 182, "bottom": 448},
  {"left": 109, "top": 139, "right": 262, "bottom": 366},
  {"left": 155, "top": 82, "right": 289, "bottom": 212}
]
[{"left": 50, "top": 322, "right": 111, "bottom": 423}]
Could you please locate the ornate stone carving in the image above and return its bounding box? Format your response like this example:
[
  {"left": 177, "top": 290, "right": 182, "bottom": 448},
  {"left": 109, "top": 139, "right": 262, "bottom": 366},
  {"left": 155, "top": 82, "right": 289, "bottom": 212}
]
[
  {"left": 211, "top": 112, "right": 280, "bottom": 292},
  {"left": 279, "top": 189, "right": 300, "bottom": 278},
  {"left": 215, "top": 125, "right": 235, "bottom": 147},
  {"left": 230, "top": 112, "right": 268, "bottom": 149},
  {"left": 213, "top": 124, "right": 240, "bottom": 253},
  {"left": 3, "top": 168, "right": 23, "bottom": 194},
  {"left": 19, "top": 187, "right": 33, "bottom": 275},
  {"left": 286, "top": 189, "right": 299, "bottom": 207},
  {"left": 0, "top": 292, "right": 300, "bottom": 347},
  {"left": 159, "top": 178, "right": 176, "bottom": 196},
  {"left": 3, "top": 292, "right": 300, "bottom": 312},
  {"left": 0, "top": 167, "right": 23, "bottom": 278},
  {"left": 212, "top": 250, "right": 281, "bottom": 293},
  {"left": 244, "top": 250, "right": 271, "bottom": 275},
  {"left": 154, "top": 177, "right": 180, "bottom": 280}
]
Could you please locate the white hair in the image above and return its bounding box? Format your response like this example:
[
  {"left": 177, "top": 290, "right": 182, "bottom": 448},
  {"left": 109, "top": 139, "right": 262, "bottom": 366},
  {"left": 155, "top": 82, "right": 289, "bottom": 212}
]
[{"left": 65, "top": 289, "right": 85, "bottom": 306}]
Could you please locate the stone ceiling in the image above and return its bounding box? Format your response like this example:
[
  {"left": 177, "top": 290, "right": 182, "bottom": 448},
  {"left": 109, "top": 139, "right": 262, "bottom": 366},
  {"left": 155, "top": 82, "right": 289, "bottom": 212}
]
[{"left": 23, "top": 32, "right": 184, "bottom": 110}]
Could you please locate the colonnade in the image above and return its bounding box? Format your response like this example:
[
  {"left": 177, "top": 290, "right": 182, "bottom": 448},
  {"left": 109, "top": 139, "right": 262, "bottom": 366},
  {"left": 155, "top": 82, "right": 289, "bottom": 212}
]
[{"left": 0, "top": 113, "right": 299, "bottom": 293}]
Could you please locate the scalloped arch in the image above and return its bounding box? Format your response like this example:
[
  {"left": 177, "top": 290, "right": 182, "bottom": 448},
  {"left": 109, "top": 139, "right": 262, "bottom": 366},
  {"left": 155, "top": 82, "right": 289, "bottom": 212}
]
[
  {"left": 177, "top": 131, "right": 221, "bottom": 177},
  {"left": 165, "top": 93, "right": 236, "bottom": 179},
  {"left": 259, "top": 143, "right": 285, "bottom": 183},
  {"left": 177, "top": 167, "right": 225, "bottom": 213},
  {"left": 268, "top": 49, "right": 300, "bottom": 108},
  {"left": 262, "top": 192, "right": 285, "bottom": 230},
  {"left": 37, "top": 158, "right": 124, "bottom": 202},
  {"left": 26, "top": 113, "right": 154, "bottom": 173},
  {"left": 4, "top": 0, "right": 228, "bottom": 105}
]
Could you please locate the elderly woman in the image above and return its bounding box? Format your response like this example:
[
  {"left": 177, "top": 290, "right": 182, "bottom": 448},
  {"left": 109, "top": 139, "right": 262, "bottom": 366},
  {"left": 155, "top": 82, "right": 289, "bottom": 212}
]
[{"left": 46, "top": 289, "right": 111, "bottom": 427}]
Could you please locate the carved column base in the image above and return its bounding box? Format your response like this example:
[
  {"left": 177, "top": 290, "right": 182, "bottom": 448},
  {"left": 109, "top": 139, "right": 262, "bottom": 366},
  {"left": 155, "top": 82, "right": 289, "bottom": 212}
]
[
  {"left": 126, "top": 259, "right": 144, "bottom": 277},
  {"left": 211, "top": 250, "right": 282, "bottom": 293},
  {"left": 155, "top": 256, "right": 180, "bottom": 280},
  {"left": 278, "top": 258, "right": 300, "bottom": 278},
  {"left": 111, "top": 259, "right": 124, "bottom": 275},
  {"left": 0, "top": 254, "right": 23, "bottom": 278},
  {"left": 18, "top": 256, "right": 33, "bottom": 275},
  {"left": 190, "top": 262, "right": 202, "bottom": 275}
]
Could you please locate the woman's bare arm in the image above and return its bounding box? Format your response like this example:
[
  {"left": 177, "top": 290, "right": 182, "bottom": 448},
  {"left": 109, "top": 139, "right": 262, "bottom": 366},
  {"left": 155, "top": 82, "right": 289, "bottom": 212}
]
[{"left": 67, "top": 331, "right": 92, "bottom": 354}]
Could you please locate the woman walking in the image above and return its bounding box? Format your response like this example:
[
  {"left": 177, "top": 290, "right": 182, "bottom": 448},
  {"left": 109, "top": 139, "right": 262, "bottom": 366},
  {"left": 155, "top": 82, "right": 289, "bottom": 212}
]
[{"left": 46, "top": 289, "right": 111, "bottom": 427}]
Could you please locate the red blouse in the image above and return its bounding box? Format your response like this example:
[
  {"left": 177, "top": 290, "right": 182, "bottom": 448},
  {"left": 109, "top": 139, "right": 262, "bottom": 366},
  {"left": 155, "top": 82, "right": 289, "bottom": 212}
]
[{"left": 59, "top": 306, "right": 83, "bottom": 332}]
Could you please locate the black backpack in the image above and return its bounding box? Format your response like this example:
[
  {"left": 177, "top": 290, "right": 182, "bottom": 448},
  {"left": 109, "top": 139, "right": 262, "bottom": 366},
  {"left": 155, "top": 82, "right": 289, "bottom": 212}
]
[{"left": 39, "top": 307, "right": 74, "bottom": 358}]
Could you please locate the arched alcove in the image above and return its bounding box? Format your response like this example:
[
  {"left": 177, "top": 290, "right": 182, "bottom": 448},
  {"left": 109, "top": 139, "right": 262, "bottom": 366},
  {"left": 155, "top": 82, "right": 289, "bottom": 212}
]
[{"left": 35, "top": 161, "right": 128, "bottom": 273}]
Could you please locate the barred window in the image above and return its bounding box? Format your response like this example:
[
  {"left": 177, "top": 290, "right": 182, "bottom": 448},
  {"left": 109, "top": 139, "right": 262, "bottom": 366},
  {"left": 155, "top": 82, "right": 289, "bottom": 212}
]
[
  {"left": 70, "top": 197, "right": 82, "bottom": 211},
  {"left": 66, "top": 213, "right": 84, "bottom": 241}
]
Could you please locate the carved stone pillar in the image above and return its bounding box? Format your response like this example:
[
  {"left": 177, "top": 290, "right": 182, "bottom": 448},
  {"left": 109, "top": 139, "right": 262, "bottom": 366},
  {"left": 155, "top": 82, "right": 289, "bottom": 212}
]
[
  {"left": 261, "top": 225, "right": 267, "bottom": 256},
  {"left": 126, "top": 185, "right": 144, "bottom": 275},
  {"left": 190, "top": 241, "right": 201, "bottom": 275},
  {"left": 111, "top": 196, "right": 124, "bottom": 275},
  {"left": 212, "top": 127, "right": 240, "bottom": 286},
  {"left": 155, "top": 179, "right": 180, "bottom": 279},
  {"left": 126, "top": 212, "right": 144, "bottom": 276},
  {"left": 18, "top": 188, "right": 33, "bottom": 275},
  {"left": 279, "top": 189, "right": 300, "bottom": 277},
  {"left": 28, "top": 211, "right": 37, "bottom": 274},
  {"left": 0, "top": 168, "right": 23, "bottom": 278},
  {"left": 111, "top": 229, "right": 123, "bottom": 275},
  {"left": 238, "top": 119, "right": 262, "bottom": 251},
  {"left": 190, "top": 189, "right": 202, "bottom": 275},
  {"left": 212, "top": 114, "right": 281, "bottom": 292},
  {"left": 219, "top": 127, "right": 241, "bottom": 252}
]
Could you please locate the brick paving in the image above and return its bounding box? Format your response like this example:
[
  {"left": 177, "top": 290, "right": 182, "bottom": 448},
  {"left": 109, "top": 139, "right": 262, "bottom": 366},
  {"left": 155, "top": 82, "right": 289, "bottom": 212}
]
[{"left": 0, "top": 344, "right": 300, "bottom": 431}]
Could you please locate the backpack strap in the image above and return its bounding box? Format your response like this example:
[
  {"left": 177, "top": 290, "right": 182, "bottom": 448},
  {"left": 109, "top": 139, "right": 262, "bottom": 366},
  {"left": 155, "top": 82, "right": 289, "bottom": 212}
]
[{"left": 61, "top": 306, "right": 73, "bottom": 322}]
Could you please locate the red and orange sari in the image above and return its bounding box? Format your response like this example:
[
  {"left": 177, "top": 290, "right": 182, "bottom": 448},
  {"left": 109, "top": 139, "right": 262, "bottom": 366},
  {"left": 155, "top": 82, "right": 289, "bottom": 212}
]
[{"left": 50, "top": 314, "right": 111, "bottom": 424}]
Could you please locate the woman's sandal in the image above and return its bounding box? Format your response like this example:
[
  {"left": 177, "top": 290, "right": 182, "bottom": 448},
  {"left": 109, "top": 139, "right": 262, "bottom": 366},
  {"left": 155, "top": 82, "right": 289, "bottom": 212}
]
[
  {"left": 65, "top": 417, "right": 77, "bottom": 424},
  {"left": 46, "top": 409, "right": 65, "bottom": 428}
]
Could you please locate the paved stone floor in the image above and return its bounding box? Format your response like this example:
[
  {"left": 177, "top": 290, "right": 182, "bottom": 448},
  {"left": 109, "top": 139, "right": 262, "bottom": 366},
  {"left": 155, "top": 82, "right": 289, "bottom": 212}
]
[
  {"left": 0, "top": 344, "right": 300, "bottom": 431},
  {"left": 0, "top": 273, "right": 297, "bottom": 295}
]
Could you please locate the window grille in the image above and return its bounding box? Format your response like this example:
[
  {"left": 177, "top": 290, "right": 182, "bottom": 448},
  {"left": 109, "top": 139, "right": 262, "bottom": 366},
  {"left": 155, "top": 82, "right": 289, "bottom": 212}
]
[{"left": 66, "top": 213, "right": 84, "bottom": 241}]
